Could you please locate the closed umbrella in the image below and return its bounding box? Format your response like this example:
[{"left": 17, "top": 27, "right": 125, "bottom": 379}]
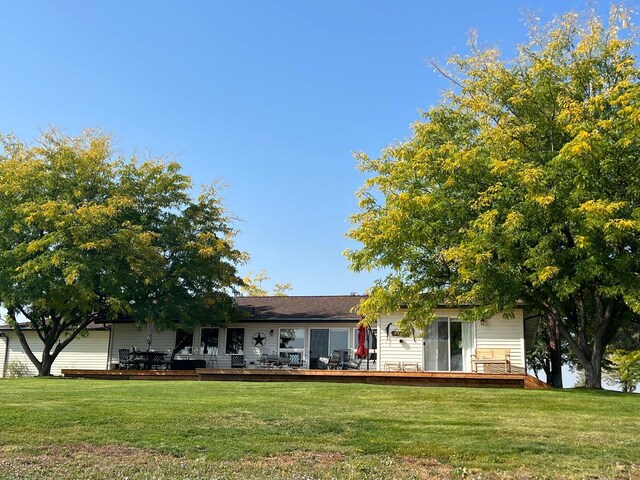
[{"left": 356, "top": 324, "right": 368, "bottom": 359}]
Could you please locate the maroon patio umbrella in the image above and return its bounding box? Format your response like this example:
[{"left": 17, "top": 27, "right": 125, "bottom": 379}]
[{"left": 356, "top": 324, "right": 368, "bottom": 359}]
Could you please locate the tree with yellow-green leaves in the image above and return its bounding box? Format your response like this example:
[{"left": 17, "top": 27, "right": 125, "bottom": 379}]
[
  {"left": 239, "top": 270, "right": 292, "bottom": 296},
  {"left": 346, "top": 7, "right": 640, "bottom": 389},
  {"left": 0, "top": 129, "right": 247, "bottom": 376},
  {"left": 606, "top": 349, "right": 640, "bottom": 392}
]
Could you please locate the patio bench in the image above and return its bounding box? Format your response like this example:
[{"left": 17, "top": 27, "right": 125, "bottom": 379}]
[{"left": 471, "top": 348, "right": 511, "bottom": 373}]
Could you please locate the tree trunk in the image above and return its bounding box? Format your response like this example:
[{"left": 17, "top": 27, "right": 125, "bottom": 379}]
[
  {"left": 547, "top": 364, "right": 564, "bottom": 388},
  {"left": 38, "top": 349, "right": 57, "bottom": 376},
  {"left": 547, "top": 313, "right": 564, "bottom": 388},
  {"left": 583, "top": 348, "right": 603, "bottom": 389},
  {"left": 554, "top": 298, "right": 614, "bottom": 390},
  {"left": 580, "top": 298, "right": 613, "bottom": 390},
  {"left": 10, "top": 320, "right": 59, "bottom": 376},
  {"left": 583, "top": 364, "right": 602, "bottom": 389}
]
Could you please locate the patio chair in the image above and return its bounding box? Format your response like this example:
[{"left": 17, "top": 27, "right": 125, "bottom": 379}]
[
  {"left": 258, "top": 348, "right": 271, "bottom": 369},
  {"left": 231, "top": 354, "right": 245, "bottom": 369},
  {"left": 118, "top": 349, "right": 138, "bottom": 370},
  {"left": 327, "top": 350, "right": 342, "bottom": 370},
  {"left": 287, "top": 352, "right": 303, "bottom": 369},
  {"left": 384, "top": 362, "right": 401, "bottom": 371},
  {"left": 401, "top": 362, "right": 420, "bottom": 372},
  {"left": 316, "top": 357, "right": 329, "bottom": 369},
  {"left": 152, "top": 354, "right": 172, "bottom": 370},
  {"left": 344, "top": 358, "right": 362, "bottom": 370}
]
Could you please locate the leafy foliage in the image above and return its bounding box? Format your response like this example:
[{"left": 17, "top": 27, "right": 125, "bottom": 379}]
[
  {"left": 346, "top": 7, "right": 640, "bottom": 388},
  {"left": 239, "top": 269, "right": 292, "bottom": 296},
  {"left": 605, "top": 349, "right": 640, "bottom": 392},
  {"left": 0, "top": 129, "right": 246, "bottom": 375}
]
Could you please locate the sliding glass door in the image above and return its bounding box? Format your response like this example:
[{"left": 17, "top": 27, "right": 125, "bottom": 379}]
[
  {"left": 423, "top": 318, "right": 473, "bottom": 372},
  {"left": 309, "top": 328, "right": 349, "bottom": 368}
]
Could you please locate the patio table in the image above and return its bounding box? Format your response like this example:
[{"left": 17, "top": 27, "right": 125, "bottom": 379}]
[
  {"left": 132, "top": 350, "right": 167, "bottom": 370},
  {"left": 259, "top": 354, "right": 290, "bottom": 369}
]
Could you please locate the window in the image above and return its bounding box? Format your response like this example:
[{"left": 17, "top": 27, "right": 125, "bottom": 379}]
[
  {"left": 279, "top": 328, "right": 305, "bottom": 351},
  {"left": 225, "top": 328, "right": 244, "bottom": 355},
  {"left": 174, "top": 329, "right": 193, "bottom": 355},
  {"left": 200, "top": 328, "right": 219, "bottom": 355},
  {"left": 279, "top": 328, "right": 306, "bottom": 363}
]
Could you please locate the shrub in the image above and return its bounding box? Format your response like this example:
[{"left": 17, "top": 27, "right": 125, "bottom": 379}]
[{"left": 6, "top": 360, "right": 32, "bottom": 378}]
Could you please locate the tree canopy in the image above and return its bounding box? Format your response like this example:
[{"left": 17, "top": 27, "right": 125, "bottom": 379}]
[
  {"left": 0, "top": 129, "right": 246, "bottom": 375},
  {"left": 239, "top": 270, "right": 292, "bottom": 297},
  {"left": 346, "top": 7, "right": 640, "bottom": 388}
]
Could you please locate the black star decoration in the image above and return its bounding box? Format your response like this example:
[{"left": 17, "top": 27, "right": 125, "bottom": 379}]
[{"left": 252, "top": 332, "right": 266, "bottom": 346}]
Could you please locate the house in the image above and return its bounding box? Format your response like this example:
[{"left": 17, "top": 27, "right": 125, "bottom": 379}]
[
  {"left": 0, "top": 295, "right": 538, "bottom": 376},
  {"left": 0, "top": 322, "right": 111, "bottom": 376}
]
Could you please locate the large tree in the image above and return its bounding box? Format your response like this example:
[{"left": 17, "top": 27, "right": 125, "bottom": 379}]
[
  {"left": 346, "top": 7, "right": 640, "bottom": 389},
  {"left": 0, "top": 129, "right": 246, "bottom": 375},
  {"left": 526, "top": 315, "right": 569, "bottom": 387}
]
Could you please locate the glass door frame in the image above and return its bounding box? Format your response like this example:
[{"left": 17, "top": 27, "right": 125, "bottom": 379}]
[
  {"left": 422, "top": 317, "right": 474, "bottom": 372},
  {"left": 309, "top": 328, "right": 350, "bottom": 367}
]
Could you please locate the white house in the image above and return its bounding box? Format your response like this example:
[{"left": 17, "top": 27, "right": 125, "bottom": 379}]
[
  {"left": 0, "top": 295, "right": 538, "bottom": 376},
  {"left": 0, "top": 323, "right": 111, "bottom": 376}
]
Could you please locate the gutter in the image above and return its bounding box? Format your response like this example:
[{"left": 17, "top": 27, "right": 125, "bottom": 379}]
[
  {"left": 0, "top": 333, "right": 8, "bottom": 379},
  {"left": 104, "top": 324, "right": 113, "bottom": 370}
]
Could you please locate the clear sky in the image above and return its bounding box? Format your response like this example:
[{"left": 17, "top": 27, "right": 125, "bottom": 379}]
[{"left": 0, "top": 1, "right": 609, "bottom": 296}]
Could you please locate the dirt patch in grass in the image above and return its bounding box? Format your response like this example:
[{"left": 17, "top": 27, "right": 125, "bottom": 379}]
[
  {"left": 0, "top": 444, "right": 455, "bottom": 480},
  {"left": 0, "top": 445, "right": 637, "bottom": 480}
]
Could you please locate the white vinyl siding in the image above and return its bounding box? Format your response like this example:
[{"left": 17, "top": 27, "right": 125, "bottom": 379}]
[
  {"left": 475, "top": 310, "right": 525, "bottom": 369},
  {"left": 377, "top": 309, "right": 525, "bottom": 372},
  {"left": 109, "top": 323, "right": 176, "bottom": 365},
  {"left": 2, "top": 330, "right": 110, "bottom": 376},
  {"left": 378, "top": 314, "right": 423, "bottom": 370}
]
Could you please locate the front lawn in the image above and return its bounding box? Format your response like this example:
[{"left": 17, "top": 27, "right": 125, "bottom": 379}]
[{"left": 0, "top": 378, "right": 637, "bottom": 479}]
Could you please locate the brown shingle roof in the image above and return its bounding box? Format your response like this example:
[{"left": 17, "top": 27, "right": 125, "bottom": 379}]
[{"left": 235, "top": 295, "right": 365, "bottom": 321}]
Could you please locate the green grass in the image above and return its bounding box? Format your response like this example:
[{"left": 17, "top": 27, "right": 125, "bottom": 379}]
[{"left": 0, "top": 378, "right": 638, "bottom": 479}]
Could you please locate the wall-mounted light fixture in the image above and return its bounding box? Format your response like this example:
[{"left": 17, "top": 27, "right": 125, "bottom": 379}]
[
  {"left": 269, "top": 329, "right": 274, "bottom": 336},
  {"left": 480, "top": 319, "right": 485, "bottom": 326}
]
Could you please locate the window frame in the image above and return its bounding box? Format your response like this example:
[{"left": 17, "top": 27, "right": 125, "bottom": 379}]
[
  {"left": 278, "top": 327, "right": 306, "bottom": 357},
  {"left": 423, "top": 317, "right": 473, "bottom": 372},
  {"left": 225, "top": 328, "right": 245, "bottom": 355},
  {"left": 200, "top": 327, "right": 219, "bottom": 355},
  {"left": 174, "top": 329, "right": 194, "bottom": 355}
]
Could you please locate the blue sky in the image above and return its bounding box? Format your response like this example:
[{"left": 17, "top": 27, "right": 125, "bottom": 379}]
[{"left": 0, "top": 1, "right": 609, "bottom": 296}]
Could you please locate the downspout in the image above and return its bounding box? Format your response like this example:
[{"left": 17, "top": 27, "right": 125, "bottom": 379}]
[
  {"left": 104, "top": 325, "right": 113, "bottom": 370},
  {"left": 0, "top": 333, "right": 8, "bottom": 378}
]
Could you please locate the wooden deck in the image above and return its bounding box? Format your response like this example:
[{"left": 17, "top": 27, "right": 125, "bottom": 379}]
[{"left": 61, "top": 368, "right": 549, "bottom": 389}]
